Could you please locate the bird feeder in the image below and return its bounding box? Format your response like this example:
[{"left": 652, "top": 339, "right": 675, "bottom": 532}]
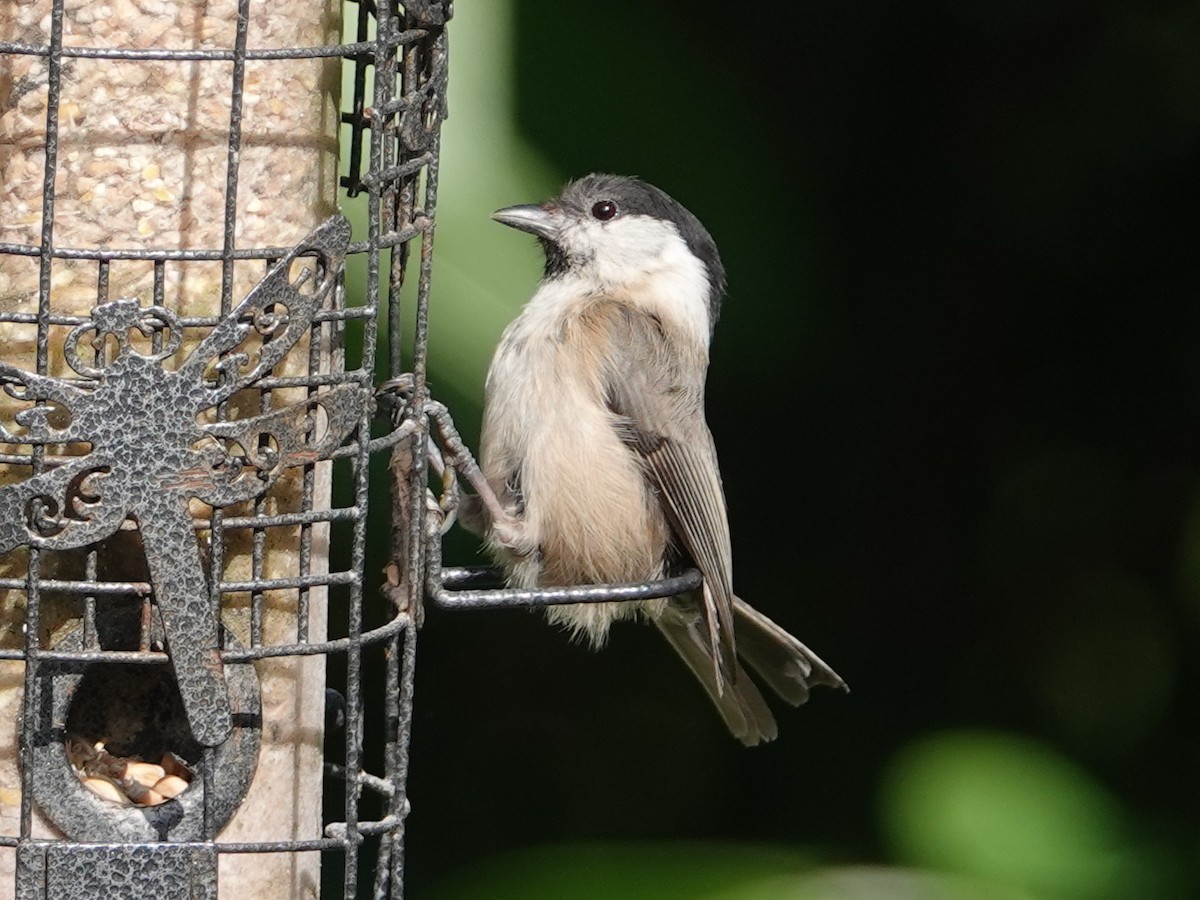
[{"left": 0, "top": 0, "right": 447, "bottom": 894}]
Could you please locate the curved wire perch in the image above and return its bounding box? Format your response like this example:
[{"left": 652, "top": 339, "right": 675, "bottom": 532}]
[{"left": 434, "top": 566, "right": 704, "bottom": 610}]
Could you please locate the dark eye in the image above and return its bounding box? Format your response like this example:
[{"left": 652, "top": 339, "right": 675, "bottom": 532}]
[{"left": 591, "top": 200, "right": 618, "bottom": 221}]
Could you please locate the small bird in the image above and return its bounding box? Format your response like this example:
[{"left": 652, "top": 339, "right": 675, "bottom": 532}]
[{"left": 477, "top": 173, "right": 846, "bottom": 744}]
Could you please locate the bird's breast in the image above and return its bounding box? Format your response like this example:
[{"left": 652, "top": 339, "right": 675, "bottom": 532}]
[{"left": 480, "top": 300, "right": 672, "bottom": 592}]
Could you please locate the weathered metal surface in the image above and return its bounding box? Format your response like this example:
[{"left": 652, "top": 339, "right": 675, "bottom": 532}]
[
  {"left": 17, "top": 844, "right": 217, "bottom": 900},
  {"left": 0, "top": 216, "right": 358, "bottom": 748},
  {"left": 25, "top": 608, "right": 260, "bottom": 842}
]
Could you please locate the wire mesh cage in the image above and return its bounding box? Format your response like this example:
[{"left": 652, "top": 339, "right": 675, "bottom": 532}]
[{"left": 0, "top": 0, "right": 448, "bottom": 895}]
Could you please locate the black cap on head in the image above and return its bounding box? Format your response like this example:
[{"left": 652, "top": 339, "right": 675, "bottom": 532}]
[{"left": 557, "top": 174, "right": 727, "bottom": 326}]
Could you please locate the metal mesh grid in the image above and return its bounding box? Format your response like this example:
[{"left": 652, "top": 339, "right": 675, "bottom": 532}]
[{"left": 0, "top": 0, "right": 447, "bottom": 896}]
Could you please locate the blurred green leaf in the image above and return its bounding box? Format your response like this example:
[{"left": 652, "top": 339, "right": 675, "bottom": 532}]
[
  {"left": 424, "top": 846, "right": 1048, "bottom": 900},
  {"left": 880, "top": 731, "right": 1159, "bottom": 900},
  {"left": 421, "top": 841, "right": 811, "bottom": 900},
  {"left": 752, "top": 865, "right": 1039, "bottom": 900}
]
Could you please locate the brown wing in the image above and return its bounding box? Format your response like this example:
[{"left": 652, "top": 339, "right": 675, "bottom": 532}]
[{"left": 592, "top": 301, "right": 737, "bottom": 688}]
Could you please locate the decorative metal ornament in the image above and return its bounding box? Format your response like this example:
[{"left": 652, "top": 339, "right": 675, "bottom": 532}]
[{"left": 0, "top": 215, "right": 361, "bottom": 747}]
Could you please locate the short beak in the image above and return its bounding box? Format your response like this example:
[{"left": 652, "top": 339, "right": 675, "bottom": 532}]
[{"left": 491, "top": 203, "right": 561, "bottom": 241}]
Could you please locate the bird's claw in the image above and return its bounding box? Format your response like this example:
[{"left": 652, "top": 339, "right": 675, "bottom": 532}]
[
  {"left": 426, "top": 487, "right": 456, "bottom": 534},
  {"left": 492, "top": 516, "right": 535, "bottom": 558}
]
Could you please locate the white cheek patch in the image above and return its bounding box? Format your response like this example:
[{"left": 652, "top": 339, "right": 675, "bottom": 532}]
[
  {"left": 557, "top": 215, "right": 713, "bottom": 344},
  {"left": 588, "top": 216, "right": 668, "bottom": 277}
]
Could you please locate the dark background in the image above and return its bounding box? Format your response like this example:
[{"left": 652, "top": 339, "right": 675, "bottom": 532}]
[{"left": 397, "top": 1, "right": 1200, "bottom": 897}]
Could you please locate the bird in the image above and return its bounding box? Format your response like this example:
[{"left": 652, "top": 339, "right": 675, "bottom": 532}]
[{"left": 473, "top": 173, "right": 846, "bottom": 745}]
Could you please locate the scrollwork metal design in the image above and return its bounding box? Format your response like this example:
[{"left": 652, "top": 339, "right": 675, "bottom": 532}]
[{"left": 0, "top": 215, "right": 362, "bottom": 747}]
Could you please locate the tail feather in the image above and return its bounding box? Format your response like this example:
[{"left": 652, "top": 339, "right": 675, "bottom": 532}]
[
  {"left": 656, "top": 596, "right": 847, "bottom": 746},
  {"left": 732, "top": 596, "right": 848, "bottom": 705},
  {"left": 655, "top": 615, "right": 778, "bottom": 746}
]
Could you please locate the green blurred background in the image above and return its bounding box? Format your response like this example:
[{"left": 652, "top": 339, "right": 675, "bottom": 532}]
[{"left": 361, "top": 0, "right": 1200, "bottom": 897}]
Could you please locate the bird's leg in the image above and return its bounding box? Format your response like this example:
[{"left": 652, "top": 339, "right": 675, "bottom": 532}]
[
  {"left": 423, "top": 398, "right": 535, "bottom": 557},
  {"left": 379, "top": 375, "right": 534, "bottom": 557}
]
